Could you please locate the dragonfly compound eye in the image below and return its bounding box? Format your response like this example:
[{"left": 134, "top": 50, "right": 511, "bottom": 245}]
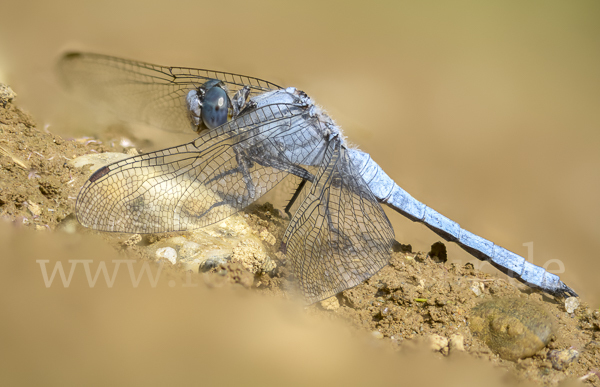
[{"left": 201, "top": 86, "right": 229, "bottom": 129}]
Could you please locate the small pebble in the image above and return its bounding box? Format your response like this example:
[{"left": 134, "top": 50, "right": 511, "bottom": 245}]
[
  {"left": 470, "top": 281, "right": 484, "bottom": 296},
  {"left": 56, "top": 215, "right": 78, "bottom": 234},
  {"left": 125, "top": 147, "right": 139, "bottom": 156},
  {"left": 27, "top": 202, "right": 42, "bottom": 216},
  {"left": 320, "top": 296, "right": 340, "bottom": 311},
  {"left": 0, "top": 83, "right": 16, "bottom": 106},
  {"left": 449, "top": 334, "right": 465, "bottom": 352},
  {"left": 429, "top": 334, "right": 449, "bottom": 353},
  {"left": 155, "top": 247, "right": 177, "bottom": 264},
  {"left": 548, "top": 349, "right": 579, "bottom": 370},
  {"left": 564, "top": 297, "right": 579, "bottom": 314},
  {"left": 199, "top": 256, "right": 230, "bottom": 272},
  {"left": 371, "top": 331, "right": 384, "bottom": 339}
]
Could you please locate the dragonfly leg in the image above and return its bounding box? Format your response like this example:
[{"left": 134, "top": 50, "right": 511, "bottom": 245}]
[
  {"left": 284, "top": 178, "right": 307, "bottom": 219},
  {"left": 231, "top": 86, "right": 251, "bottom": 117}
]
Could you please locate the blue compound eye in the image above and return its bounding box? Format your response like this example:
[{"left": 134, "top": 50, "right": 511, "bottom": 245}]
[{"left": 201, "top": 86, "right": 229, "bottom": 129}]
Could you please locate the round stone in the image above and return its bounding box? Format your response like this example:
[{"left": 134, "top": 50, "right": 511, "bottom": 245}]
[
  {"left": 469, "top": 297, "right": 556, "bottom": 361},
  {"left": 564, "top": 297, "right": 580, "bottom": 313},
  {"left": 548, "top": 349, "right": 579, "bottom": 370}
]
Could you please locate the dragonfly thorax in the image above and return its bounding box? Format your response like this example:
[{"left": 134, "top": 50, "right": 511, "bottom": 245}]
[{"left": 250, "top": 87, "right": 344, "bottom": 144}]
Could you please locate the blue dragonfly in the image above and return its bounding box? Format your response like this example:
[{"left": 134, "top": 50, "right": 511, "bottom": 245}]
[{"left": 59, "top": 52, "right": 577, "bottom": 304}]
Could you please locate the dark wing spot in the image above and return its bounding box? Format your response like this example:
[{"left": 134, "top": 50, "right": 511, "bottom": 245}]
[
  {"left": 89, "top": 166, "right": 110, "bottom": 182},
  {"left": 62, "top": 51, "right": 83, "bottom": 60}
]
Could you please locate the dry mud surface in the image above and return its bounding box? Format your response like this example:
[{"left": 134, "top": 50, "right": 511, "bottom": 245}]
[{"left": 1, "top": 90, "right": 599, "bottom": 386}]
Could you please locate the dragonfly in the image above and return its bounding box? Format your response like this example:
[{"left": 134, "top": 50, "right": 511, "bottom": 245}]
[{"left": 58, "top": 52, "right": 578, "bottom": 304}]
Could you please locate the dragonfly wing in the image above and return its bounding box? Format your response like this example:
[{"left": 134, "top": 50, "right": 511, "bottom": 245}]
[
  {"left": 282, "top": 141, "right": 395, "bottom": 304},
  {"left": 58, "top": 52, "right": 282, "bottom": 133},
  {"left": 76, "top": 104, "right": 320, "bottom": 233}
]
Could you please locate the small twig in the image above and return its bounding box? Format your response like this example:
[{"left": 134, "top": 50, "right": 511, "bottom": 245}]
[{"left": 0, "top": 145, "right": 28, "bottom": 169}]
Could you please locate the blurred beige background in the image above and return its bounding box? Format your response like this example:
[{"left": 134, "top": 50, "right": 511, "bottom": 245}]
[
  {"left": 0, "top": 223, "right": 524, "bottom": 386},
  {"left": 0, "top": 0, "right": 598, "bottom": 307}
]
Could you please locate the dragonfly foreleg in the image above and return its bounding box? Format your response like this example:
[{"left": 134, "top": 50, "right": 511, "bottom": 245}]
[{"left": 231, "top": 86, "right": 251, "bottom": 117}]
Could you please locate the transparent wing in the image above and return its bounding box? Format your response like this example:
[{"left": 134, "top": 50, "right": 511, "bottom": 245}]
[
  {"left": 58, "top": 52, "right": 282, "bottom": 133},
  {"left": 76, "top": 104, "right": 321, "bottom": 233},
  {"left": 282, "top": 141, "right": 395, "bottom": 304}
]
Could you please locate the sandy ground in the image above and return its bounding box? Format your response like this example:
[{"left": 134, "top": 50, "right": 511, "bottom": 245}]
[{"left": 1, "top": 87, "right": 599, "bottom": 386}]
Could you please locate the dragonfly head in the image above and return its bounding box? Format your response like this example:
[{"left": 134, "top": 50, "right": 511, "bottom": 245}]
[{"left": 186, "top": 80, "right": 231, "bottom": 131}]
